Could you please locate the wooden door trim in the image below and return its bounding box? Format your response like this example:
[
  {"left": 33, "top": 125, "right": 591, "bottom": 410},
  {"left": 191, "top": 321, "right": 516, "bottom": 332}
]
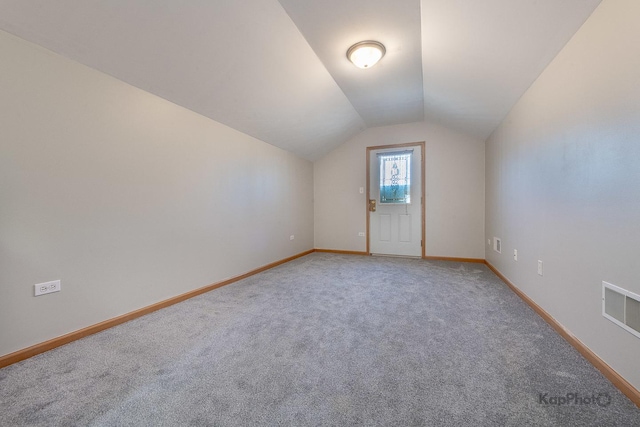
[{"left": 366, "top": 141, "right": 426, "bottom": 258}]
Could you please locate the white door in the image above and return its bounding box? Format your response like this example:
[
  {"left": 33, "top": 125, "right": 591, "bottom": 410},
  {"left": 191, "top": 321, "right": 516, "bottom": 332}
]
[{"left": 369, "top": 146, "right": 422, "bottom": 257}]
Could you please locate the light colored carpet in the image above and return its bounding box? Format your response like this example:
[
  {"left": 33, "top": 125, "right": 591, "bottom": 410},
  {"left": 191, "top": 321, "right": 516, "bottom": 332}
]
[{"left": 1, "top": 253, "right": 639, "bottom": 426}]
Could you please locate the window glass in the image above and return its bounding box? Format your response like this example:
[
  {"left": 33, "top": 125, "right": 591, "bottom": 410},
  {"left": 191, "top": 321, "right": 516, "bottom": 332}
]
[{"left": 379, "top": 152, "right": 411, "bottom": 204}]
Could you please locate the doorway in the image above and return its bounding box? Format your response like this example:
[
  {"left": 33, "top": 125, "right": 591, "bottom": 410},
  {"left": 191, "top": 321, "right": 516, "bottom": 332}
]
[{"left": 366, "top": 142, "right": 425, "bottom": 257}]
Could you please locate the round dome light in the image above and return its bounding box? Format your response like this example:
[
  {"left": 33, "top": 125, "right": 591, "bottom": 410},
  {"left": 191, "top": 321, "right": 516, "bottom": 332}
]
[{"left": 347, "top": 41, "right": 386, "bottom": 69}]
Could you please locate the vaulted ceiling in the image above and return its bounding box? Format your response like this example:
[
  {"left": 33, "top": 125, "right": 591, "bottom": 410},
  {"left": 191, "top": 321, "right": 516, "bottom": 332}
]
[{"left": 0, "top": 0, "right": 601, "bottom": 160}]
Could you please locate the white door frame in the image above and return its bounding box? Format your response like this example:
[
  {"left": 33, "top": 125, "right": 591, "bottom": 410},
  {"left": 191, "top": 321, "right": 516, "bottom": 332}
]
[{"left": 366, "top": 141, "right": 425, "bottom": 258}]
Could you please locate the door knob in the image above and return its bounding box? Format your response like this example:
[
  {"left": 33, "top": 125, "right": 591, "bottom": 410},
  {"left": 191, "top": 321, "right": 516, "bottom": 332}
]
[{"left": 369, "top": 199, "right": 376, "bottom": 212}]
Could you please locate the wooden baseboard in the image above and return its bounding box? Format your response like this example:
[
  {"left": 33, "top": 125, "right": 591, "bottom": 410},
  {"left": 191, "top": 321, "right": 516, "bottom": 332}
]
[
  {"left": 314, "top": 250, "right": 484, "bottom": 263},
  {"left": 485, "top": 260, "right": 640, "bottom": 408},
  {"left": 422, "top": 255, "right": 485, "bottom": 263},
  {"left": 0, "top": 249, "right": 314, "bottom": 369},
  {"left": 314, "top": 249, "right": 369, "bottom": 256}
]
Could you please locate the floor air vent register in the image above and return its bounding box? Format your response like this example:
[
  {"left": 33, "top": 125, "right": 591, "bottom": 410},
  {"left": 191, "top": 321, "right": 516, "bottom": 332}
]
[{"left": 603, "top": 281, "right": 640, "bottom": 339}]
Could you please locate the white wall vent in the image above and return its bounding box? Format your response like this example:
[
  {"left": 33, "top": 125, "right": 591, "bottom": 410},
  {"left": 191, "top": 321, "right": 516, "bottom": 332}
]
[
  {"left": 493, "top": 237, "right": 501, "bottom": 254},
  {"left": 602, "top": 281, "right": 640, "bottom": 339}
]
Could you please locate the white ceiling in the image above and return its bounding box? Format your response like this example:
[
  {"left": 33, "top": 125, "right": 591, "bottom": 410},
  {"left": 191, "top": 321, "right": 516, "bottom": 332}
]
[
  {"left": 421, "top": 0, "right": 602, "bottom": 139},
  {"left": 0, "top": 0, "right": 601, "bottom": 160}
]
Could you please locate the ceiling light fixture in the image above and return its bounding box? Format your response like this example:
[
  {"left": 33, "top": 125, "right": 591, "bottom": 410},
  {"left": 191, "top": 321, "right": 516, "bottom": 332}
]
[{"left": 347, "top": 40, "right": 386, "bottom": 69}]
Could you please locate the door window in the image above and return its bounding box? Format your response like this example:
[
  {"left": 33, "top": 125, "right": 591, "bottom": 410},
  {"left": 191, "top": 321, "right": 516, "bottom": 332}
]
[{"left": 379, "top": 152, "right": 412, "bottom": 204}]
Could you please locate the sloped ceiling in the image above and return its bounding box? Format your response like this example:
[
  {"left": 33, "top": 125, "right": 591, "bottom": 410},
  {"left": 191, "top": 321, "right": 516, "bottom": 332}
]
[{"left": 0, "top": 0, "right": 601, "bottom": 160}]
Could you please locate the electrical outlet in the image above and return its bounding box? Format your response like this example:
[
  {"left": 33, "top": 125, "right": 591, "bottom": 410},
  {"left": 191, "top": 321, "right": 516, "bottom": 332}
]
[
  {"left": 289, "top": 235, "right": 295, "bottom": 241},
  {"left": 488, "top": 239, "right": 491, "bottom": 245},
  {"left": 358, "top": 232, "right": 365, "bottom": 237},
  {"left": 537, "top": 260, "right": 543, "bottom": 276},
  {"left": 514, "top": 249, "right": 518, "bottom": 261},
  {"left": 34, "top": 280, "right": 61, "bottom": 296}
]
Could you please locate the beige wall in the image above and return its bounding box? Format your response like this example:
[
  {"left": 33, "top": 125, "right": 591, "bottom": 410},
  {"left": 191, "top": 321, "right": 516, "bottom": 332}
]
[
  {"left": 485, "top": 0, "right": 640, "bottom": 390},
  {"left": 0, "top": 30, "right": 313, "bottom": 357},
  {"left": 314, "top": 121, "right": 485, "bottom": 258}
]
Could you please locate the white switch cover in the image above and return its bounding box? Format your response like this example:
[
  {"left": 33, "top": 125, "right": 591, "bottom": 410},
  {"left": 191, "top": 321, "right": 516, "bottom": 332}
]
[
  {"left": 358, "top": 232, "right": 365, "bottom": 237},
  {"left": 514, "top": 249, "right": 518, "bottom": 261},
  {"left": 537, "top": 260, "right": 543, "bottom": 276},
  {"left": 359, "top": 187, "right": 364, "bottom": 194},
  {"left": 34, "top": 280, "right": 61, "bottom": 296},
  {"left": 289, "top": 235, "right": 294, "bottom": 240}
]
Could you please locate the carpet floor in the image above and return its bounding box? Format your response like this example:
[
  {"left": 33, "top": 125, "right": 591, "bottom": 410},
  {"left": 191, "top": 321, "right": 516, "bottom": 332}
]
[{"left": 1, "top": 253, "right": 639, "bottom": 426}]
